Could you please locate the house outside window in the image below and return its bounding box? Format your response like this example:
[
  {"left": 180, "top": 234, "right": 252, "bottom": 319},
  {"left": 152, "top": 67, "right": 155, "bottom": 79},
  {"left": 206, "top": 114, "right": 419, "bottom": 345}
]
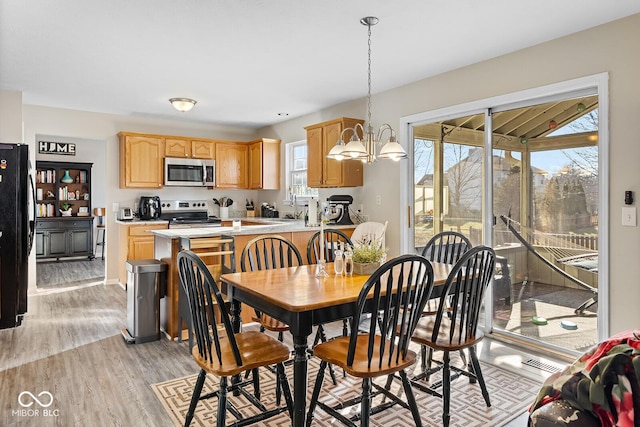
[{"left": 286, "top": 140, "right": 318, "bottom": 200}]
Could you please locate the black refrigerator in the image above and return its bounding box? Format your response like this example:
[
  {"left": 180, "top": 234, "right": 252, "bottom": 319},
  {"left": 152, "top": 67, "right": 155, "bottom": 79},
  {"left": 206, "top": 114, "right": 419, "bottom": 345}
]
[{"left": 0, "top": 143, "right": 35, "bottom": 329}]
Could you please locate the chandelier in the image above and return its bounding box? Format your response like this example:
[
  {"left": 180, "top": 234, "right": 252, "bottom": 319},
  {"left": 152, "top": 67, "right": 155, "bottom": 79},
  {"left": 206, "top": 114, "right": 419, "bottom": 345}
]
[{"left": 327, "top": 16, "right": 407, "bottom": 163}]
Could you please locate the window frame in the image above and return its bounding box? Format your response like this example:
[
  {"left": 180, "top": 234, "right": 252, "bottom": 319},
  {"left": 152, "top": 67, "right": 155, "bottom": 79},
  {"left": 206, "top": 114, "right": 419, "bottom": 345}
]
[{"left": 285, "top": 140, "right": 318, "bottom": 202}]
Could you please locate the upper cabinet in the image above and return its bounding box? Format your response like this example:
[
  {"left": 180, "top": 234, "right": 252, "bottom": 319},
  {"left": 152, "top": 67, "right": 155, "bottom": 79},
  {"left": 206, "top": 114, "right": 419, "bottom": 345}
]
[
  {"left": 216, "top": 142, "right": 249, "bottom": 189},
  {"left": 119, "top": 132, "right": 164, "bottom": 188},
  {"left": 305, "top": 117, "right": 364, "bottom": 188},
  {"left": 119, "top": 132, "right": 279, "bottom": 189},
  {"left": 165, "top": 137, "right": 215, "bottom": 159},
  {"left": 249, "top": 138, "right": 280, "bottom": 190}
]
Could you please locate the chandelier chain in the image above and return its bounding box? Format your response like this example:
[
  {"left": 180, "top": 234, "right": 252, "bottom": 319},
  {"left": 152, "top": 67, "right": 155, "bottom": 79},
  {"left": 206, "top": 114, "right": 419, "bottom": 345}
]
[{"left": 367, "top": 22, "right": 372, "bottom": 129}]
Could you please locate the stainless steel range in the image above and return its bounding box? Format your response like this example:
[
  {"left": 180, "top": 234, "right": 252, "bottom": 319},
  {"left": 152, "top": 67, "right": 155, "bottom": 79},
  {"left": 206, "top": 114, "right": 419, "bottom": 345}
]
[{"left": 159, "top": 199, "right": 222, "bottom": 228}]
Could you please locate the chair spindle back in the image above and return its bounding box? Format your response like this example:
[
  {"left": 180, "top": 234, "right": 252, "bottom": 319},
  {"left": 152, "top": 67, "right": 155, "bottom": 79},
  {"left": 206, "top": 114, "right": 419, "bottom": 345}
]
[
  {"left": 306, "top": 229, "right": 353, "bottom": 264},
  {"left": 240, "top": 235, "right": 303, "bottom": 272},
  {"left": 347, "top": 254, "right": 435, "bottom": 369},
  {"left": 177, "top": 250, "right": 242, "bottom": 367},
  {"left": 421, "top": 231, "right": 472, "bottom": 264},
  {"left": 432, "top": 245, "right": 496, "bottom": 345}
]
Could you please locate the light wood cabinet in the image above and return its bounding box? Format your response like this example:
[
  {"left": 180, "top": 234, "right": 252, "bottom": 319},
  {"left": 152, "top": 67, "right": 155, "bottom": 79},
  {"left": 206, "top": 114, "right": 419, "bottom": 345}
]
[
  {"left": 118, "top": 223, "right": 168, "bottom": 286},
  {"left": 305, "top": 117, "right": 364, "bottom": 188},
  {"left": 216, "top": 142, "right": 249, "bottom": 189},
  {"left": 191, "top": 139, "right": 216, "bottom": 159},
  {"left": 249, "top": 138, "right": 280, "bottom": 190},
  {"left": 165, "top": 137, "right": 215, "bottom": 159},
  {"left": 164, "top": 137, "right": 190, "bottom": 158},
  {"left": 119, "top": 133, "right": 164, "bottom": 188},
  {"left": 119, "top": 131, "right": 277, "bottom": 190}
]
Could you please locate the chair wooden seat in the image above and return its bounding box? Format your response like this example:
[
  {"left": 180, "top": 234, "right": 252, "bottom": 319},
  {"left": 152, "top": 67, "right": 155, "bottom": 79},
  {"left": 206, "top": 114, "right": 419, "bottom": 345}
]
[
  {"left": 192, "top": 331, "right": 291, "bottom": 377},
  {"left": 313, "top": 335, "right": 418, "bottom": 378},
  {"left": 411, "top": 317, "right": 484, "bottom": 352},
  {"left": 250, "top": 314, "right": 289, "bottom": 332}
]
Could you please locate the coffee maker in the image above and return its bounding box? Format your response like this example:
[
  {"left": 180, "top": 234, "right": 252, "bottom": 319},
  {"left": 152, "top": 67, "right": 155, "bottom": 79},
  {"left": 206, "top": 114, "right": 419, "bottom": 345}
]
[
  {"left": 326, "top": 195, "right": 354, "bottom": 225},
  {"left": 139, "top": 196, "right": 161, "bottom": 220}
]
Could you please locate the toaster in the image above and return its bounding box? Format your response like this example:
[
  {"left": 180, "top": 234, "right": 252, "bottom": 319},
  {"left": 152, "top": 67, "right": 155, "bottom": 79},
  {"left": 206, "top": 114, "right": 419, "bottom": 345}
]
[{"left": 119, "top": 207, "right": 134, "bottom": 221}]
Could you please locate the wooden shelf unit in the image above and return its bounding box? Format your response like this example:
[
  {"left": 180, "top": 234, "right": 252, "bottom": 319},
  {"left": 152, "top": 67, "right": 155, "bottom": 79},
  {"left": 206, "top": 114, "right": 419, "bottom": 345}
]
[{"left": 35, "top": 161, "right": 93, "bottom": 218}]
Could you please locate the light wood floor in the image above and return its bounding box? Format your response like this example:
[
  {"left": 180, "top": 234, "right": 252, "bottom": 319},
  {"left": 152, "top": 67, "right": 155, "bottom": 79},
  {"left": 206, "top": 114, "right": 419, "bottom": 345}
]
[{"left": 1, "top": 280, "right": 562, "bottom": 426}]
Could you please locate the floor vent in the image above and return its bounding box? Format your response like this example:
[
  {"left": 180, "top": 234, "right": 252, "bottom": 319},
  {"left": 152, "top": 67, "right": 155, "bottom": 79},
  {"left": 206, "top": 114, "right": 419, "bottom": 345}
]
[{"left": 523, "top": 359, "right": 563, "bottom": 373}]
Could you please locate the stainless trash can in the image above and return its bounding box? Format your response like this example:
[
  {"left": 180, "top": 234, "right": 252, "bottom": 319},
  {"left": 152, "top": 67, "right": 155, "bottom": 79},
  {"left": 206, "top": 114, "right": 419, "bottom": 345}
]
[{"left": 121, "top": 259, "right": 167, "bottom": 344}]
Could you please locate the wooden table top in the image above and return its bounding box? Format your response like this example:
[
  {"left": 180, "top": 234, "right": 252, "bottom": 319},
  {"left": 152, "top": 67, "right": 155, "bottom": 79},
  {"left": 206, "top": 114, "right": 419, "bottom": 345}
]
[{"left": 220, "top": 261, "right": 452, "bottom": 313}]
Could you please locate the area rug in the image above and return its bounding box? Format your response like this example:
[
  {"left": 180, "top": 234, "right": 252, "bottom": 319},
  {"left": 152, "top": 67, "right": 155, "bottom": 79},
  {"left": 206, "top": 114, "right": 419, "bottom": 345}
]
[{"left": 152, "top": 355, "right": 540, "bottom": 426}]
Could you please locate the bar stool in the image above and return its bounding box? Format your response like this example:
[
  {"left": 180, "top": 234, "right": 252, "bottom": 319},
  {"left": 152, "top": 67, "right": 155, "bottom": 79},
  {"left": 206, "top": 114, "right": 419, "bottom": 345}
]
[{"left": 93, "top": 207, "right": 106, "bottom": 260}]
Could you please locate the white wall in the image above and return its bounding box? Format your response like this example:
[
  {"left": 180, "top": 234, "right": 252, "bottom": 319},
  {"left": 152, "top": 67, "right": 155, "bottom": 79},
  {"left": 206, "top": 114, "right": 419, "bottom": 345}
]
[
  {"left": 10, "top": 13, "right": 640, "bottom": 335},
  {"left": 260, "top": 14, "right": 640, "bottom": 335},
  {"left": 0, "top": 90, "right": 22, "bottom": 142}
]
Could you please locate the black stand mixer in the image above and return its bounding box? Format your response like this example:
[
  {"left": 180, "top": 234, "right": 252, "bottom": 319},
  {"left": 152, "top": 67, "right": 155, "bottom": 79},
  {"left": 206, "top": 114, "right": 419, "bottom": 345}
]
[{"left": 326, "top": 195, "right": 354, "bottom": 225}]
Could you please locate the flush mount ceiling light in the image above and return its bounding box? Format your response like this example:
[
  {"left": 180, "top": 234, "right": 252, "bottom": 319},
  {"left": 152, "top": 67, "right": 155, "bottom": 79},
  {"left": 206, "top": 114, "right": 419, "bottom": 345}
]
[
  {"left": 327, "top": 16, "right": 407, "bottom": 163},
  {"left": 169, "top": 98, "right": 197, "bottom": 112}
]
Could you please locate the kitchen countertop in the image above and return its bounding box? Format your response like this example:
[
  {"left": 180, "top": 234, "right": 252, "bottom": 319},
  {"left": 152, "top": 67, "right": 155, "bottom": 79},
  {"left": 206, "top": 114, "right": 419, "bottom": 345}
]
[
  {"left": 115, "top": 219, "right": 170, "bottom": 226},
  {"left": 141, "top": 218, "right": 355, "bottom": 239}
]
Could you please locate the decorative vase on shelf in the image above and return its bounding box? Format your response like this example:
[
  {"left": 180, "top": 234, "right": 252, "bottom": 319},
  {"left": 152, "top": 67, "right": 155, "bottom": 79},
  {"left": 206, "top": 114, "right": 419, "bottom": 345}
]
[
  {"left": 60, "top": 209, "right": 72, "bottom": 217},
  {"left": 60, "top": 170, "right": 74, "bottom": 183}
]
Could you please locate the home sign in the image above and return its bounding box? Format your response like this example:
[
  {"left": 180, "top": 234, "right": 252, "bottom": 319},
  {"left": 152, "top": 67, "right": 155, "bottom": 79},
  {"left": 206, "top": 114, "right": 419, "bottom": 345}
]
[{"left": 38, "top": 141, "right": 76, "bottom": 156}]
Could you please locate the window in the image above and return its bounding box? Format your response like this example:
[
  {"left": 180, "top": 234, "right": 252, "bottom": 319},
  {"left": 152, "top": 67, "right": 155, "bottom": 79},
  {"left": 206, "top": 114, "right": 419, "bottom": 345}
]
[{"left": 286, "top": 140, "right": 318, "bottom": 199}]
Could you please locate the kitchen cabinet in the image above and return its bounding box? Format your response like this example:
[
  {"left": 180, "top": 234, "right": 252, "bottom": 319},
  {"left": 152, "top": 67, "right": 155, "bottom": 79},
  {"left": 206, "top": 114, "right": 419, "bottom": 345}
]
[
  {"left": 118, "top": 132, "right": 164, "bottom": 188},
  {"left": 165, "top": 137, "right": 215, "bottom": 159},
  {"left": 249, "top": 138, "right": 280, "bottom": 190},
  {"left": 216, "top": 142, "right": 249, "bottom": 189},
  {"left": 36, "top": 218, "right": 94, "bottom": 260},
  {"left": 119, "top": 131, "right": 278, "bottom": 190},
  {"left": 117, "top": 223, "right": 168, "bottom": 286},
  {"left": 305, "top": 117, "right": 364, "bottom": 187}
]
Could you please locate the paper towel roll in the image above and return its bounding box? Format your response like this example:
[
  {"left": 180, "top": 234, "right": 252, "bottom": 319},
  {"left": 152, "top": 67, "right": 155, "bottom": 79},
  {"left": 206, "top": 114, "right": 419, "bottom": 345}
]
[{"left": 308, "top": 199, "right": 318, "bottom": 225}]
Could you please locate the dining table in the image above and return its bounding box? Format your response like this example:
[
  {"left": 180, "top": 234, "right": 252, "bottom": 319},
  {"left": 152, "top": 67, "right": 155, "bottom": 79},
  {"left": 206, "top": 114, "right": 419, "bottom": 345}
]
[{"left": 220, "top": 261, "right": 453, "bottom": 426}]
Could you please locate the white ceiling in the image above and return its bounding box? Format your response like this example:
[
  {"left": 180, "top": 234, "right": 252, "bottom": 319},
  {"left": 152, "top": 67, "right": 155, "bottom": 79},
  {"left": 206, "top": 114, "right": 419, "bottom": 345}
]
[{"left": 2, "top": 1, "right": 639, "bottom": 129}]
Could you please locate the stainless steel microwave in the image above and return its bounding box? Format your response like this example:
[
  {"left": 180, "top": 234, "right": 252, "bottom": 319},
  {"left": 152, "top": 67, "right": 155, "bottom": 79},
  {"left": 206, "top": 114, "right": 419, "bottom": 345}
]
[{"left": 164, "top": 157, "right": 215, "bottom": 187}]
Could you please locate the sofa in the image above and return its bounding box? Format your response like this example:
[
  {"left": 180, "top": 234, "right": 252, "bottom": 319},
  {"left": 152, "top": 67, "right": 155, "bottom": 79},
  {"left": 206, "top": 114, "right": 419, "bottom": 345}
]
[{"left": 529, "top": 329, "right": 640, "bottom": 427}]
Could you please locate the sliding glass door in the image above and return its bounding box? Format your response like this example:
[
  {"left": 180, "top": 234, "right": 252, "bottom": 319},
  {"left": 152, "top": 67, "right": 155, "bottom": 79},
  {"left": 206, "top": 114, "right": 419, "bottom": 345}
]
[{"left": 408, "top": 83, "right": 604, "bottom": 355}]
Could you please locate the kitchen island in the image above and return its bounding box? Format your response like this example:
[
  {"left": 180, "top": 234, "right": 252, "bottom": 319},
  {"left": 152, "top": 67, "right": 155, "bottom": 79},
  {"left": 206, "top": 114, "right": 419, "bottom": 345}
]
[{"left": 149, "top": 219, "right": 355, "bottom": 340}]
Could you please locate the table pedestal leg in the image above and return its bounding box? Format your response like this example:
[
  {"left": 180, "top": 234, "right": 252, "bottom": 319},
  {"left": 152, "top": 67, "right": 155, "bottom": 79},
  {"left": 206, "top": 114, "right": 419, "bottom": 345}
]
[{"left": 292, "top": 334, "right": 308, "bottom": 426}]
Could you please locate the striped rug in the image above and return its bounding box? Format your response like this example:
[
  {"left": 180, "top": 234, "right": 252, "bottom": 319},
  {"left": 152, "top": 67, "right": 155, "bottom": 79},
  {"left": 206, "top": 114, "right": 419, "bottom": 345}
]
[{"left": 152, "top": 354, "right": 540, "bottom": 426}]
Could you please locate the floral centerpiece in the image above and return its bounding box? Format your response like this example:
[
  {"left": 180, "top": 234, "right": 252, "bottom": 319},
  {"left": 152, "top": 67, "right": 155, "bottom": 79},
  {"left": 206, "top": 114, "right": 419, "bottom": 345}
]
[{"left": 350, "top": 234, "right": 386, "bottom": 275}]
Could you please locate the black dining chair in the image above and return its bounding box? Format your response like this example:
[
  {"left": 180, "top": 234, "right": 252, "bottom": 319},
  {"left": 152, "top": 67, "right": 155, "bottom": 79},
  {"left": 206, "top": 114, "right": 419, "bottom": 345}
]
[
  {"left": 305, "top": 254, "right": 435, "bottom": 427},
  {"left": 418, "top": 231, "right": 473, "bottom": 373},
  {"left": 307, "top": 228, "right": 354, "bottom": 341},
  {"left": 306, "top": 228, "right": 353, "bottom": 265},
  {"left": 178, "top": 235, "right": 236, "bottom": 351},
  {"left": 240, "top": 235, "right": 303, "bottom": 338},
  {"left": 307, "top": 229, "right": 354, "bottom": 384},
  {"left": 410, "top": 245, "right": 496, "bottom": 427},
  {"left": 240, "top": 235, "right": 303, "bottom": 403},
  {"left": 177, "top": 250, "right": 293, "bottom": 427}
]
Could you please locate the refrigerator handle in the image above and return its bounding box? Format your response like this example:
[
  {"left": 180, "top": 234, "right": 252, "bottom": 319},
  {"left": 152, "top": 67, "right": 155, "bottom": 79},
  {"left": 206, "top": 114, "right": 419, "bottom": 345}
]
[{"left": 28, "top": 174, "right": 36, "bottom": 255}]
